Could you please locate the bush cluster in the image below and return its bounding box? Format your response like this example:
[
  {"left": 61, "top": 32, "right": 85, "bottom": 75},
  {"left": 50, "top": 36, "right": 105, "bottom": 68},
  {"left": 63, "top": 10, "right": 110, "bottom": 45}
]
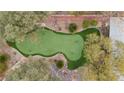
[{"left": 82, "top": 19, "right": 98, "bottom": 28}]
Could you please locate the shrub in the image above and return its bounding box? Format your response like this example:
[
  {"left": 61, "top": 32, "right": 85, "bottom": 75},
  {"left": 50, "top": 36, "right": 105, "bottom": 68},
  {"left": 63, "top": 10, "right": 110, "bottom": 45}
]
[
  {"left": 82, "top": 19, "right": 90, "bottom": 29},
  {"left": 82, "top": 19, "right": 98, "bottom": 29},
  {"left": 68, "top": 23, "right": 77, "bottom": 33},
  {"left": 0, "top": 54, "right": 8, "bottom": 73},
  {"left": 90, "top": 19, "right": 98, "bottom": 26},
  {"left": 56, "top": 60, "right": 64, "bottom": 69},
  {"left": 0, "top": 54, "right": 8, "bottom": 63},
  {"left": 0, "top": 63, "right": 7, "bottom": 73}
]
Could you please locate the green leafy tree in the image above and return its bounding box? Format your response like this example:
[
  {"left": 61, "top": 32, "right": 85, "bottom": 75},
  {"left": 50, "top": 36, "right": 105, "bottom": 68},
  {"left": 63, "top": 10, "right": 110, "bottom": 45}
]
[
  {"left": 0, "top": 12, "right": 48, "bottom": 42},
  {"left": 68, "top": 23, "right": 77, "bottom": 33},
  {"left": 78, "top": 34, "right": 117, "bottom": 80}
]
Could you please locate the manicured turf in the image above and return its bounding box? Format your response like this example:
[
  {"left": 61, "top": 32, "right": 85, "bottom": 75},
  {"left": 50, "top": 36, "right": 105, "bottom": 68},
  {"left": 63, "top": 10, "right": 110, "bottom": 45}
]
[
  {"left": 16, "top": 28, "right": 84, "bottom": 61},
  {"left": 7, "top": 27, "right": 100, "bottom": 70}
]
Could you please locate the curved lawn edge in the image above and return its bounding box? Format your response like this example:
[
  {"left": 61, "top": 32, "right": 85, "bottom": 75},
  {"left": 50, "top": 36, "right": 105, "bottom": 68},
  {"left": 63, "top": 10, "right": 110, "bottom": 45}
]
[
  {"left": 6, "top": 27, "right": 100, "bottom": 70},
  {"left": 76, "top": 27, "right": 100, "bottom": 40},
  {"left": 7, "top": 40, "right": 86, "bottom": 70},
  {"left": 7, "top": 39, "right": 87, "bottom": 70},
  {"left": 67, "top": 50, "right": 87, "bottom": 70},
  {"left": 30, "top": 27, "right": 100, "bottom": 36}
]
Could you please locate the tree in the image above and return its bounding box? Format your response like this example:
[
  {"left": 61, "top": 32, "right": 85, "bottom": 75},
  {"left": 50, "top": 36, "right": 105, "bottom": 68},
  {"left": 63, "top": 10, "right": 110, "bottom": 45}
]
[
  {"left": 5, "top": 59, "right": 61, "bottom": 81},
  {"left": 55, "top": 60, "right": 64, "bottom": 69},
  {"left": 78, "top": 34, "right": 117, "bottom": 80},
  {"left": 68, "top": 23, "right": 77, "bottom": 33},
  {"left": 0, "top": 12, "right": 48, "bottom": 42}
]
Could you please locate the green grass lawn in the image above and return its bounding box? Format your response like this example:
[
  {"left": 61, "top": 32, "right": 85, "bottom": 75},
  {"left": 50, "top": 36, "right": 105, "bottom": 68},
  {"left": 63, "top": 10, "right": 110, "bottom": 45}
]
[
  {"left": 8, "top": 27, "right": 100, "bottom": 70},
  {"left": 16, "top": 28, "right": 84, "bottom": 61}
]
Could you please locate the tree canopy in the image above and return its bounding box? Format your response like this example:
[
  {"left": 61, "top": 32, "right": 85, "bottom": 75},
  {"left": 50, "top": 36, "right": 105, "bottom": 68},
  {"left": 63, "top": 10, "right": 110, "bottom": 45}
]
[
  {"left": 78, "top": 34, "right": 119, "bottom": 80},
  {"left": 0, "top": 11, "right": 48, "bottom": 42}
]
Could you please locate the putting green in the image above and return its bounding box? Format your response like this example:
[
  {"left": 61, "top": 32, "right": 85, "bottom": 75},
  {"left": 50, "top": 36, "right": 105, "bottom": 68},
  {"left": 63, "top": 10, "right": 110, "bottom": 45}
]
[
  {"left": 7, "top": 27, "right": 100, "bottom": 70},
  {"left": 16, "top": 28, "right": 84, "bottom": 61}
]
